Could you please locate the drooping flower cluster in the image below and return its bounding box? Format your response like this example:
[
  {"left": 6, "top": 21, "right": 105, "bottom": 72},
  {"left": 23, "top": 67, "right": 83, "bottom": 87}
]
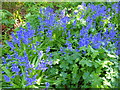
[
  {"left": 2, "top": 2, "right": 119, "bottom": 88},
  {"left": 2, "top": 49, "right": 52, "bottom": 87},
  {"left": 2, "top": 21, "right": 53, "bottom": 87}
]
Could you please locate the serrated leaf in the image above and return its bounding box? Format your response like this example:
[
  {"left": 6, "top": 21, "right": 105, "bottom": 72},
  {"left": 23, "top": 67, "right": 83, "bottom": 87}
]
[
  {"left": 79, "top": 58, "right": 92, "bottom": 67},
  {"left": 72, "top": 64, "right": 78, "bottom": 78},
  {"left": 60, "top": 61, "right": 68, "bottom": 71}
]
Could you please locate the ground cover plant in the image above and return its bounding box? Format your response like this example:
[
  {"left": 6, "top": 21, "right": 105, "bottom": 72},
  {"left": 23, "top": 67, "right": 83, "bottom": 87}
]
[{"left": 1, "top": 2, "right": 120, "bottom": 88}]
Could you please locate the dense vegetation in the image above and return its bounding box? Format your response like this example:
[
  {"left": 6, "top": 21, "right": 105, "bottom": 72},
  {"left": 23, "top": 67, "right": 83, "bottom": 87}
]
[{"left": 1, "top": 2, "right": 120, "bottom": 88}]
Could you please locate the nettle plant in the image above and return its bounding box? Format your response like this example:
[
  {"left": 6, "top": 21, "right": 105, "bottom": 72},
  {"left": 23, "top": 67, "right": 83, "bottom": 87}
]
[{"left": 2, "top": 2, "right": 119, "bottom": 88}]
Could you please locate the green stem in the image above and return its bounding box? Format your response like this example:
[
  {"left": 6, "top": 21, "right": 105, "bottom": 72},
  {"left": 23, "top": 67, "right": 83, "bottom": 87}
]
[
  {"left": 36, "top": 71, "right": 44, "bottom": 85},
  {"left": 20, "top": 66, "right": 26, "bottom": 88}
]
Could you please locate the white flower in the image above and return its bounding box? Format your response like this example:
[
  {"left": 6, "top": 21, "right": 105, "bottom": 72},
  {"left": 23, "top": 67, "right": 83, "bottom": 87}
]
[{"left": 38, "top": 50, "right": 43, "bottom": 60}]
